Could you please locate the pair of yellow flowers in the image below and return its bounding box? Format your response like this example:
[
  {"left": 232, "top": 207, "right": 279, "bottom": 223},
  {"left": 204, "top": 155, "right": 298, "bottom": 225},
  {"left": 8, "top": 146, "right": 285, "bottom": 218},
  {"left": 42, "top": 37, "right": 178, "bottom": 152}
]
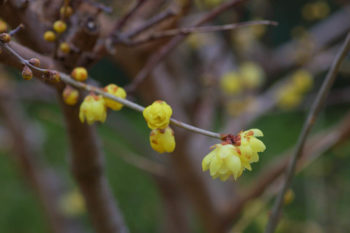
[{"left": 79, "top": 84, "right": 126, "bottom": 124}]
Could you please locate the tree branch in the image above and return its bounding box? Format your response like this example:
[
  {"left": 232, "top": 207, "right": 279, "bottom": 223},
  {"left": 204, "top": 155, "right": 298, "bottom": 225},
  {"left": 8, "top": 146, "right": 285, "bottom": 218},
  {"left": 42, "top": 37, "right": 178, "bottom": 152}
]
[
  {"left": 265, "top": 32, "right": 350, "bottom": 233},
  {"left": 125, "top": 0, "right": 247, "bottom": 92}
]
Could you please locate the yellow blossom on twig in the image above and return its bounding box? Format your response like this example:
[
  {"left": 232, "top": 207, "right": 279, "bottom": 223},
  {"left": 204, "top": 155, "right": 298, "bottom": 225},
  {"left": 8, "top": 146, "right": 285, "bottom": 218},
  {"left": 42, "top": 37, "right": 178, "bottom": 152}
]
[
  {"left": 150, "top": 126, "right": 176, "bottom": 153},
  {"left": 103, "top": 84, "right": 127, "bottom": 111},
  {"left": 202, "top": 128, "right": 266, "bottom": 181},
  {"left": 79, "top": 94, "right": 107, "bottom": 125},
  {"left": 143, "top": 100, "right": 172, "bottom": 130}
]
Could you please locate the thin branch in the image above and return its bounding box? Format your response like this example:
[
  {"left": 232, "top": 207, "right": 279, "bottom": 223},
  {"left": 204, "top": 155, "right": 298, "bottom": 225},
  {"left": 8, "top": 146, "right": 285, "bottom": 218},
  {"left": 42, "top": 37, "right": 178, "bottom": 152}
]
[
  {"left": 125, "top": 0, "right": 247, "bottom": 92},
  {"left": 0, "top": 41, "right": 222, "bottom": 139},
  {"left": 264, "top": 32, "right": 350, "bottom": 233},
  {"left": 123, "top": 20, "right": 277, "bottom": 46},
  {"left": 114, "top": 0, "right": 147, "bottom": 31},
  {"left": 126, "top": 9, "right": 177, "bottom": 39},
  {"left": 104, "top": 138, "right": 167, "bottom": 178}
]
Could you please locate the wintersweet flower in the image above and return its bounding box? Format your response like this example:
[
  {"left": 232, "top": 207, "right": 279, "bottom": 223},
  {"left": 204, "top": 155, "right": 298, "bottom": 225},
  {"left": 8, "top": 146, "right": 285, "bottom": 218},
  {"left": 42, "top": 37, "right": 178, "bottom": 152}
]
[
  {"left": 60, "top": 6, "right": 73, "bottom": 18},
  {"left": 291, "top": 69, "right": 313, "bottom": 93},
  {"left": 43, "top": 30, "right": 56, "bottom": 42},
  {"left": 59, "top": 42, "right": 70, "bottom": 54},
  {"left": 103, "top": 84, "right": 126, "bottom": 111},
  {"left": 203, "top": 128, "right": 266, "bottom": 181},
  {"left": 0, "top": 19, "right": 7, "bottom": 33},
  {"left": 150, "top": 127, "right": 176, "bottom": 153},
  {"left": 236, "top": 129, "right": 266, "bottom": 171},
  {"left": 220, "top": 71, "right": 242, "bottom": 95},
  {"left": 62, "top": 85, "right": 79, "bottom": 106},
  {"left": 59, "top": 189, "right": 86, "bottom": 217},
  {"left": 143, "top": 100, "right": 172, "bottom": 130},
  {"left": 71, "top": 67, "right": 88, "bottom": 82},
  {"left": 202, "top": 144, "right": 243, "bottom": 181},
  {"left": 277, "top": 85, "right": 302, "bottom": 110},
  {"left": 239, "top": 62, "right": 265, "bottom": 89},
  {"left": 79, "top": 94, "right": 107, "bottom": 125},
  {"left": 53, "top": 20, "right": 67, "bottom": 34}
]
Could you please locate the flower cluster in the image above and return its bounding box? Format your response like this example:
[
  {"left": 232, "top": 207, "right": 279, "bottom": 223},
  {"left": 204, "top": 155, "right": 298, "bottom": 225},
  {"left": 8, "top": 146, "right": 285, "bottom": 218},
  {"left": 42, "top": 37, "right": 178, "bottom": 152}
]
[
  {"left": 77, "top": 81, "right": 127, "bottom": 125},
  {"left": 43, "top": 4, "right": 71, "bottom": 43},
  {"left": 143, "top": 101, "right": 175, "bottom": 153},
  {"left": 277, "top": 69, "right": 313, "bottom": 110},
  {"left": 202, "top": 129, "right": 266, "bottom": 181},
  {"left": 220, "top": 61, "right": 265, "bottom": 95}
]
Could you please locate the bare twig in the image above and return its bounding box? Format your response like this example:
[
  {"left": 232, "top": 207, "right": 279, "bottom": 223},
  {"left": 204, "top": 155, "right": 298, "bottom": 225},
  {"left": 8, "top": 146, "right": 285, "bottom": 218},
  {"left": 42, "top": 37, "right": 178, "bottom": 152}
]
[
  {"left": 114, "top": 0, "right": 147, "bottom": 31},
  {"left": 123, "top": 20, "right": 277, "bottom": 46},
  {"left": 264, "top": 32, "right": 350, "bottom": 233},
  {"left": 125, "top": 0, "right": 247, "bottom": 92},
  {"left": 126, "top": 9, "right": 177, "bottom": 39}
]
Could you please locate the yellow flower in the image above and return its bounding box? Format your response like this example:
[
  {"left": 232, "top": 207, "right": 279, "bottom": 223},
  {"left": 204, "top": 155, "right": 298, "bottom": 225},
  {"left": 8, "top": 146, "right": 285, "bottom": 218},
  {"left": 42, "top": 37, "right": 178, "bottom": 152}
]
[
  {"left": 202, "top": 144, "right": 243, "bottom": 181},
  {"left": 220, "top": 71, "right": 242, "bottom": 95},
  {"left": 143, "top": 100, "right": 172, "bottom": 130},
  {"left": 62, "top": 85, "right": 79, "bottom": 106},
  {"left": 22, "top": 66, "right": 33, "bottom": 80},
  {"left": 150, "top": 127, "right": 176, "bottom": 153},
  {"left": 302, "top": 1, "right": 330, "bottom": 21},
  {"left": 239, "top": 62, "right": 265, "bottom": 89},
  {"left": 79, "top": 94, "right": 107, "bottom": 125},
  {"left": 236, "top": 129, "right": 266, "bottom": 171},
  {"left": 277, "top": 85, "right": 302, "bottom": 110},
  {"left": 103, "top": 84, "right": 126, "bottom": 111},
  {"left": 59, "top": 42, "right": 70, "bottom": 54},
  {"left": 53, "top": 20, "right": 67, "bottom": 34},
  {"left": 283, "top": 189, "right": 295, "bottom": 205},
  {"left": 60, "top": 6, "right": 73, "bottom": 18},
  {"left": 292, "top": 69, "right": 313, "bottom": 93},
  {"left": 59, "top": 189, "right": 86, "bottom": 216},
  {"left": 0, "top": 19, "right": 7, "bottom": 33},
  {"left": 43, "top": 30, "right": 56, "bottom": 42},
  {"left": 71, "top": 67, "right": 88, "bottom": 82}
]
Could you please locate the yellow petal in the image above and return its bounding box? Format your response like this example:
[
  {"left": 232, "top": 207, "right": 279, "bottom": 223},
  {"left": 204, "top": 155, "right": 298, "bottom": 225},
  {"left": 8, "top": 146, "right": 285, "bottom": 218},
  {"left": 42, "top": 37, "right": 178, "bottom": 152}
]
[
  {"left": 250, "top": 137, "right": 266, "bottom": 152},
  {"left": 202, "top": 150, "right": 215, "bottom": 171},
  {"left": 210, "top": 156, "right": 223, "bottom": 176}
]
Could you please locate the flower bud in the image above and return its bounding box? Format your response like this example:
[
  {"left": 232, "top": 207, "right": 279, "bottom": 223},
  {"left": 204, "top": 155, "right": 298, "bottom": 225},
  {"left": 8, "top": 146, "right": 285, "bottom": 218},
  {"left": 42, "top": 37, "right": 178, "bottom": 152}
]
[
  {"left": 53, "top": 20, "right": 67, "bottom": 34},
  {"left": 71, "top": 67, "right": 88, "bottom": 82},
  {"left": 239, "top": 62, "right": 265, "bottom": 89},
  {"left": 0, "top": 19, "right": 8, "bottom": 33},
  {"left": 150, "top": 127, "right": 176, "bottom": 153},
  {"left": 60, "top": 6, "right": 73, "bottom": 18},
  {"left": 59, "top": 42, "right": 70, "bottom": 54},
  {"left": 43, "top": 30, "right": 56, "bottom": 42},
  {"left": 22, "top": 65, "right": 33, "bottom": 80},
  {"left": 59, "top": 189, "right": 85, "bottom": 217},
  {"left": 103, "top": 84, "right": 126, "bottom": 110},
  {"left": 50, "top": 71, "right": 60, "bottom": 82},
  {"left": 79, "top": 94, "right": 107, "bottom": 125},
  {"left": 0, "top": 33, "right": 11, "bottom": 43},
  {"left": 220, "top": 71, "right": 241, "bottom": 95},
  {"left": 143, "top": 100, "right": 172, "bottom": 130},
  {"left": 283, "top": 189, "right": 295, "bottom": 205},
  {"left": 62, "top": 85, "right": 79, "bottom": 106},
  {"left": 29, "top": 58, "right": 40, "bottom": 67}
]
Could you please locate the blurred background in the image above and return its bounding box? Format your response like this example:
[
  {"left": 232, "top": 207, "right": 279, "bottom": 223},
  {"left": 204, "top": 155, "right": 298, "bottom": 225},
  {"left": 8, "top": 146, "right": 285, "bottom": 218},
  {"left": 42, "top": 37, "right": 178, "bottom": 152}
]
[{"left": 1, "top": 0, "right": 350, "bottom": 232}]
